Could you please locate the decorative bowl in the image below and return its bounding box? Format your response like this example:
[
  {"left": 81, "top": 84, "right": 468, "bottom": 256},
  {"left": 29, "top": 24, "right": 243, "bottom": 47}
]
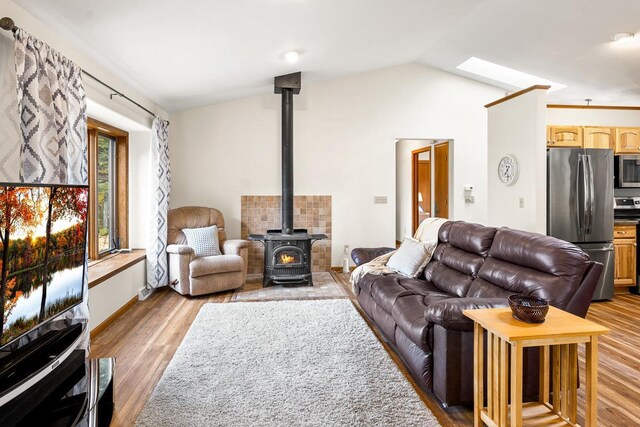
[{"left": 508, "top": 295, "right": 549, "bottom": 324}]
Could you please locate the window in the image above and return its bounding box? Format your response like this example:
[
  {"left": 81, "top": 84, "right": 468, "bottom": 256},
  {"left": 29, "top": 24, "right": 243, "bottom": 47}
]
[{"left": 87, "top": 119, "right": 129, "bottom": 259}]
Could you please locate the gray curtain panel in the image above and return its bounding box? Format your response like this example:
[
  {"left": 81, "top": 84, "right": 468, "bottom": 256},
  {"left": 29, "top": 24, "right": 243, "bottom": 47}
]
[
  {"left": 11, "top": 29, "right": 90, "bottom": 349},
  {"left": 14, "top": 28, "right": 87, "bottom": 185},
  {"left": 146, "top": 117, "right": 171, "bottom": 289}
]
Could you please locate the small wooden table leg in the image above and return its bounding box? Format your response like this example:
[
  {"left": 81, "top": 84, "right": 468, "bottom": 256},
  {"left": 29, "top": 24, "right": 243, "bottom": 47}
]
[
  {"left": 499, "top": 339, "right": 508, "bottom": 426},
  {"left": 568, "top": 343, "right": 578, "bottom": 423},
  {"left": 510, "top": 341, "right": 523, "bottom": 427},
  {"left": 474, "top": 323, "right": 484, "bottom": 427},
  {"left": 552, "top": 345, "right": 561, "bottom": 413},
  {"left": 487, "top": 331, "right": 493, "bottom": 419},
  {"left": 539, "top": 345, "right": 550, "bottom": 404},
  {"left": 585, "top": 335, "right": 599, "bottom": 427}
]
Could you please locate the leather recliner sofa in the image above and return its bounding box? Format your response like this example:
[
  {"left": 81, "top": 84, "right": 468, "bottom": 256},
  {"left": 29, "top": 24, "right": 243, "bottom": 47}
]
[{"left": 353, "top": 221, "right": 602, "bottom": 407}]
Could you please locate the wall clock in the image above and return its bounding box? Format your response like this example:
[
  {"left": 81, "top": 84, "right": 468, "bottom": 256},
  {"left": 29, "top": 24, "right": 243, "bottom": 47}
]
[{"left": 497, "top": 154, "right": 519, "bottom": 186}]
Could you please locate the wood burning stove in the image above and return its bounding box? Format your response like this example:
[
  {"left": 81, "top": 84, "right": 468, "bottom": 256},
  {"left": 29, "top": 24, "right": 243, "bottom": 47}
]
[{"left": 249, "top": 72, "right": 327, "bottom": 287}]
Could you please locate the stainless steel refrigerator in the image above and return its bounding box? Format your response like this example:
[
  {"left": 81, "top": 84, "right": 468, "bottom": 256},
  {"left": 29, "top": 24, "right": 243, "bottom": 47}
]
[{"left": 547, "top": 148, "right": 614, "bottom": 300}]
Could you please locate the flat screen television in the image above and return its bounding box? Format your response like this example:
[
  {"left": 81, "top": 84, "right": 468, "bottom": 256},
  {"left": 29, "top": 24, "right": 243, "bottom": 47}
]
[{"left": 0, "top": 183, "right": 89, "bottom": 407}]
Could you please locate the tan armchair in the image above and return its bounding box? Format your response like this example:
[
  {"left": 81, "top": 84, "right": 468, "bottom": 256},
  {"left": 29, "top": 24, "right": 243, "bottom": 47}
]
[{"left": 167, "top": 206, "right": 248, "bottom": 296}]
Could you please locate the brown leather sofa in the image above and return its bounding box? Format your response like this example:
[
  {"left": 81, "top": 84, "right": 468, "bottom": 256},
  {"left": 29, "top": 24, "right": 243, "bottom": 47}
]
[{"left": 353, "top": 221, "right": 602, "bottom": 407}]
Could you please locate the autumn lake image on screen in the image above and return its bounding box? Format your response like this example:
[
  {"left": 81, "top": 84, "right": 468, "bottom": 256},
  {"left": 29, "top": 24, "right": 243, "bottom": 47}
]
[{"left": 0, "top": 185, "right": 88, "bottom": 345}]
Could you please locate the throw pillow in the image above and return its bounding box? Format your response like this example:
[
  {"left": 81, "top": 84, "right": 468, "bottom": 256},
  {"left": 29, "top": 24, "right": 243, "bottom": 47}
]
[
  {"left": 386, "top": 237, "right": 435, "bottom": 278},
  {"left": 181, "top": 225, "right": 222, "bottom": 257}
]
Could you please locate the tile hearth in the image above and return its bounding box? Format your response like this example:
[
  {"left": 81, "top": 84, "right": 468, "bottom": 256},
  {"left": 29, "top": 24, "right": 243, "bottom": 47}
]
[{"left": 231, "top": 272, "right": 345, "bottom": 302}]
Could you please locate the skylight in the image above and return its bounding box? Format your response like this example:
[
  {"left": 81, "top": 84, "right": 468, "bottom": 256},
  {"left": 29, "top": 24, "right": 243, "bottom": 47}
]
[{"left": 456, "top": 57, "right": 566, "bottom": 93}]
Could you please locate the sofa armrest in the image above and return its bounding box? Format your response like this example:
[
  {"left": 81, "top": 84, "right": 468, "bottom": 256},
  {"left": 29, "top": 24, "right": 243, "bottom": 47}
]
[
  {"left": 351, "top": 247, "right": 396, "bottom": 266},
  {"left": 167, "top": 244, "right": 195, "bottom": 256},
  {"left": 424, "top": 297, "right": 509, "bottom": 332},
  {"left": 222, "top": 239, "right": 249, "bottom": 256}
]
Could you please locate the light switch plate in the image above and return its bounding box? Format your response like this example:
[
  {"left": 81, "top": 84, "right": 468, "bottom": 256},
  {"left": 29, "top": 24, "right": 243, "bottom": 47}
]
[{"left": 374, "top": 196, "right": 387, "bottom": 204}]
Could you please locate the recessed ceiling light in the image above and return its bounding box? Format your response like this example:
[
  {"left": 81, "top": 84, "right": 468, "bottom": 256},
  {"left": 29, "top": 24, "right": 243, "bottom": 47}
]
[
  {"left": 612, "top": 32, "right": 635, "bottom": 43},
  {"left": 456, "top": 57, "right": 566, "bottom": 92},
  {"left": 283, "top": 51, "right": 300, "bottom": 63}
]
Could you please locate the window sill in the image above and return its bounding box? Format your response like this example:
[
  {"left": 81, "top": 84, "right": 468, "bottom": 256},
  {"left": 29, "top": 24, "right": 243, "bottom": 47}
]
[{"left": 88, "top": 249, "right": 146, "bottom": 289}]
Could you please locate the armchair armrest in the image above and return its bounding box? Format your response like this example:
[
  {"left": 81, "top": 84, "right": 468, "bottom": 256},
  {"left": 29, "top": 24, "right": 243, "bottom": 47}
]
[
  {"left": 222, "top": 239, "right": 249, "bottom": 256},
  {"left": 167, "top": 244, "right": 195, "bottom": 255},
  {"left": 222, "top": 239, "right": 249, "bottom": 283},
  {"left": 424, "top": 297, "right": 509, "bottom": 332}
]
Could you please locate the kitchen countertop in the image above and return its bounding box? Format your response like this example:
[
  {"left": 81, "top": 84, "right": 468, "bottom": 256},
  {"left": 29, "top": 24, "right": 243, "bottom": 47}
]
[{"left": 614, "top": 219, "right": 640, "bottom": 225}]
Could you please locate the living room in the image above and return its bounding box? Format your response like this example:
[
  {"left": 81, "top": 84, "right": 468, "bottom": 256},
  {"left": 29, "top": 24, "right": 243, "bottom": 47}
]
[{"left": 0, "top": 0, "right": 638, "bottom": 426}]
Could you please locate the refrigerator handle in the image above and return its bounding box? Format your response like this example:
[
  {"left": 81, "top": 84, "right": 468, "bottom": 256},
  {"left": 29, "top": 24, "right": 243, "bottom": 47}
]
[
  {"left": 585, "top": 154, "right": 595, "bottom": 234},
  {"left": 576, "top": 154, "right": 586, "bottom": 235}
]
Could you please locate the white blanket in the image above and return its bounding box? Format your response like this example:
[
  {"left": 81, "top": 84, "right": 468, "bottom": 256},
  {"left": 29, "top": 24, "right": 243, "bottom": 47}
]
[{"left": 349, "top": 217, "right": 448, "bottom": 290}]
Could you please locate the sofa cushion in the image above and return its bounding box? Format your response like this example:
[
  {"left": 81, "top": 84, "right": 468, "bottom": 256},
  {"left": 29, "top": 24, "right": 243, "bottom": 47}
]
[
  {"left": 371, "top": 278, "right": 415, "bottom": 310},
  {"left": 423, "top": 222, "right": 497, "bottom": 297},
  {"left": 391, "top": 294, "right": 434, "bottom": 351},
  {"left": 189, "top": 254, "right": 243, "bottom": 278},
  {"left": 471, "top": 228, "right": 590, "bottom": 309}
]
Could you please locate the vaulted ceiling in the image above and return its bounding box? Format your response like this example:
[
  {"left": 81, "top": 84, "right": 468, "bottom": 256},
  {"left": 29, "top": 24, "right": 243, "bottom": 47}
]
[{"left": 16, "top": 0, "right": 640, "bottom": 111}]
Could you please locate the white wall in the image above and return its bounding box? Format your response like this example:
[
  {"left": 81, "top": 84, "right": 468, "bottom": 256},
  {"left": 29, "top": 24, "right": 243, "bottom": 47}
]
[
  {"left": 487, "top": 89, "right": 547, "bottom": 233},
  {"left": 128, "top": 132, "right": 152, "bottom": 249},
  {"left": 88, "top": 261, "right": 145, "bottom": 331},
  {"left": 170, "top": 63, "right": 503, "bottom": 265},
  {"left": 547, "top": 108, "right": 640, "bottom": 127},
  {"left": 395, "top": 139, "right": 430, "bottom": 241}
]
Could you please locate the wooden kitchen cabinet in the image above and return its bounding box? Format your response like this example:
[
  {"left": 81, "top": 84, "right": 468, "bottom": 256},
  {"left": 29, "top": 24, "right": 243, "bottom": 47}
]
[
  {"left": 615, "top": 127, "right": 640, "bottom": 153},
  {"left": 583, "top": 127, "right": 614, "bottom": 149},
  {"left": 614, "top": 224, "right": 636, "bottom": 291},
  {"left": 547, "top": 126, "right": 583, "bottom": 147}
]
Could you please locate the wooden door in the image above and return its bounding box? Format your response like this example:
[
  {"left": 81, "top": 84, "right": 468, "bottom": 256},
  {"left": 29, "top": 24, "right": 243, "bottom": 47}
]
[
  {"left": 547, "top": 126, "right": 583, "bottom": 148},
  {"left": 417, "top": 160, "right": 430, "bottom": 223},
  {"left": 412, "top": 147, "right": 430, "bottom": 233},
  {"left": 583, "top": 127, "right": 613, "bottom": 149},
  {"left": 615, "top": 128, "right": 640, "bottom": 154},
  {"left": 434, "top": 142, "right": 449, "bottom": 219}
]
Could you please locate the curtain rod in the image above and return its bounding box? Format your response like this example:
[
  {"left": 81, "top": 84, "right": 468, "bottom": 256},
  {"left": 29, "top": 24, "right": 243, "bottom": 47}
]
[{"left": 0, "top": 16, "right": 168, "bottom": 125}]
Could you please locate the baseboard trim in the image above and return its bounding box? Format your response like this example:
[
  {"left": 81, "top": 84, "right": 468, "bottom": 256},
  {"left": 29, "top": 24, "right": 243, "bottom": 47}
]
[{"left": 91, "top": 295, "right": 138, "bottom": 340}]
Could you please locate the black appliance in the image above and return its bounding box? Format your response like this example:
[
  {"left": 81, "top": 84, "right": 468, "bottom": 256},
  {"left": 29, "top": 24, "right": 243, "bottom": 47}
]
[
  {"left": 614, "top": 155, "right": 640, "bottom": 188},
  {"left": 249, "top": 73, "right": 327, "bottom": 287}
]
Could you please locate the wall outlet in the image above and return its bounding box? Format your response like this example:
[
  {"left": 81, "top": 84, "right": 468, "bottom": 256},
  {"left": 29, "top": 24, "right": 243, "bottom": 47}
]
[
  {"left": 374, "top": 196, "right": 387, "bottom": 204},
  {"left": 465, "top": 195, "right": 475, "bottom": 203},
  {"left": 519, "top": 198, "right": 525, "bottom": 208}
]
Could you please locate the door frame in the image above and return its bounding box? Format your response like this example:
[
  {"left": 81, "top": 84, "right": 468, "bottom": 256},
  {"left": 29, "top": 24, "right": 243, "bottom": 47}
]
[{"left": 412, "top": 146, "right": 431, "bottom": 233}]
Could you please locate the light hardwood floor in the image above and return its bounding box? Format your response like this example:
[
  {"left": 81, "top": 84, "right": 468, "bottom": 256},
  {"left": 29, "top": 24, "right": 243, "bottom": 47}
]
[{"left": 90, "top": 274, "right": 640, "bottom": 427}]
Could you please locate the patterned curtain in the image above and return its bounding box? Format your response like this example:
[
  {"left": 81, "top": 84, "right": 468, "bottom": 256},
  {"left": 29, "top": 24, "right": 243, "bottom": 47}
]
[
  {"left": 12, "top": 29, "right": 89, "bottom": 349},
  {"left": 14, "top": 28, "right": 87, "bottom": 184},
  {"left": 146, "top": 117, "right": 171, "bottom": 289}
]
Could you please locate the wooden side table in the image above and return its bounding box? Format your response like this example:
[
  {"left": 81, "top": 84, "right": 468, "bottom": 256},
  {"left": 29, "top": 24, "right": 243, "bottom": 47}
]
[{"left": 463, "top": 307, "right": 609, "bottom": 427}]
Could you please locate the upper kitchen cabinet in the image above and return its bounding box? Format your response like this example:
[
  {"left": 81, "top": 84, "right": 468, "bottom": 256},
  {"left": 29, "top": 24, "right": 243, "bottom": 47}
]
[
  {"left": 547, "top": 126, "right": 583, "bottom": 147},
  {"left": 615, "top": 127, "right": 640, "bottom": 153},
  {"left": 583, "top": 127, "right": 614, "bottom": 149}
]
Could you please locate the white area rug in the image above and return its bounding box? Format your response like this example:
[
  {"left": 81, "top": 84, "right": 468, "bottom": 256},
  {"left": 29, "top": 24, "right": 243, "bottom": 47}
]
[{"left": 135, "top": 300, "right": 441, "bottom": 427}]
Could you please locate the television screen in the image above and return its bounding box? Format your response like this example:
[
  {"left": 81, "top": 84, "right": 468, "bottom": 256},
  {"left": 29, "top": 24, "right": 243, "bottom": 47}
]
[{"left": 0, "top": 184, "right": 88, "bottom": 347}]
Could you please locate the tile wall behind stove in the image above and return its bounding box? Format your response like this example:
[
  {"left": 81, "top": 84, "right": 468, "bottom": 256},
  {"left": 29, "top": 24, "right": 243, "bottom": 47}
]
[{"left": 241, "top": 195, "right": 332, "bottom": 274}]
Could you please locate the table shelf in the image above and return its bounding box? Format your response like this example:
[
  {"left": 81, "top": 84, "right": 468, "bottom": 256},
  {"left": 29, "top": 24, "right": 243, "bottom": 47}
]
[{"left": 481, "top": 402, "right": 580, "bottom": 427}]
